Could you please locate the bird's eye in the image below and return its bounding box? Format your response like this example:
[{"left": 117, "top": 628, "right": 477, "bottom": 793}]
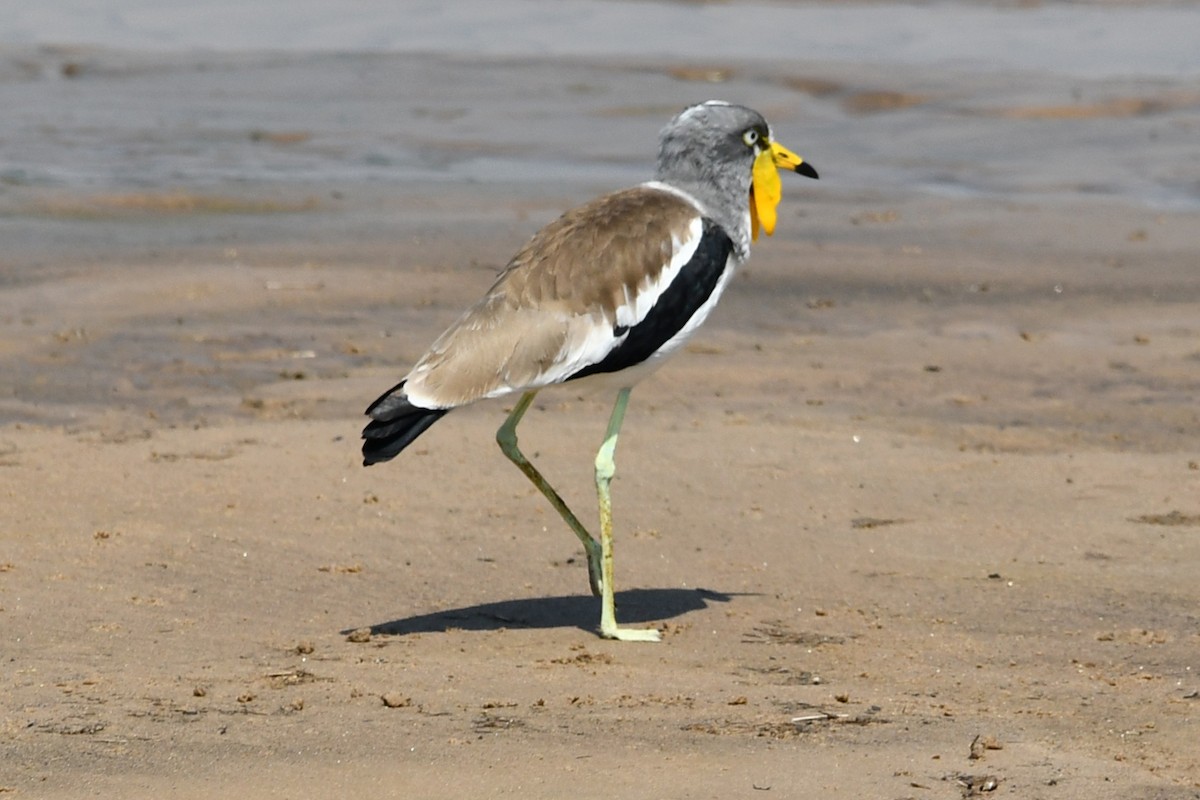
[{"left": 742, "top": 129, "right": 760, "bottom": 147}]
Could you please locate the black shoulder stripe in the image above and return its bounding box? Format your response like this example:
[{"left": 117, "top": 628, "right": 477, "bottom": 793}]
[{"left": 568, "top": 218, "right": 733, "bottom": 382}]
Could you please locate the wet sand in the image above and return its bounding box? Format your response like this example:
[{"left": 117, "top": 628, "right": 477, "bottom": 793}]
[{"left": 3, "top": 36, "right": 1200, "bottom": 800}]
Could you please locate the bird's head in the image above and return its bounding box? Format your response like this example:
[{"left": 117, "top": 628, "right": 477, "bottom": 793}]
[{"left": 658, "top": 101, "right": 819, "bottom": 242}]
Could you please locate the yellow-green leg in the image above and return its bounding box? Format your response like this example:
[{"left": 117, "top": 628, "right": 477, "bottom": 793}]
[
  {"left": 595, "top": 388, "right": 661, "bottom": 642},
  {"left": 496, "top": 391, "right": 603, "bottom": 597}
]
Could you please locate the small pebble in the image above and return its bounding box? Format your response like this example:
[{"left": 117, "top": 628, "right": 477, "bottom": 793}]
[{"left": 381, "top": 693, "right": 411, "bottom": 708}]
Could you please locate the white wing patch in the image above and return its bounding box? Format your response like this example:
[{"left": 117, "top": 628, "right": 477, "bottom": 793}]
[
  {"left": 533, "top": 312, "right": 626, "bottom": 391},
  {"left": 613, "top": 216, "right": 703, "bottom": 332}
]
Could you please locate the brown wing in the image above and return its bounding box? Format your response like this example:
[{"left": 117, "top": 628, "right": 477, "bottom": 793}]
[{"left": 402, "top": 185, "right": 701, "bottom": 408}]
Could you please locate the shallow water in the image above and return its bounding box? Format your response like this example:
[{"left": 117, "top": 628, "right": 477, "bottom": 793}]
[
  {"left": 9, "top": 0, "right": 1200, "bottom": 79},
  {"left": 1, "top": 0, "right": 1198, "bottom": 211}
]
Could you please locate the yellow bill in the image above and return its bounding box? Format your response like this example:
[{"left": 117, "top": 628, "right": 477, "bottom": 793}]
[{"left": 750, "top": 141, "right": 818, "bottom": 242}]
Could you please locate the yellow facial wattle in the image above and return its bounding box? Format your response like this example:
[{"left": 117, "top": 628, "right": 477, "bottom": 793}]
[
  {"left": 749, "top": 140, "right": 813, "bottom": 242},
  {"left": 750, "top": 148, "right": 781, "bottom": 242}
]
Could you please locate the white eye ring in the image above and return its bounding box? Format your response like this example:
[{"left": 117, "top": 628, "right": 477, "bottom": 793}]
[{"left": 742, "top": 129, "right": 760, "bottom": 147}]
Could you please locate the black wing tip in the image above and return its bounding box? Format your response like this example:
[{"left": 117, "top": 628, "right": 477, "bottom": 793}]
[
  {"left": 360, "top": 407, "right": 448, "bottom": 465},
  {"left": 364, "top": 379, "right": 409, "bottom": 418}
]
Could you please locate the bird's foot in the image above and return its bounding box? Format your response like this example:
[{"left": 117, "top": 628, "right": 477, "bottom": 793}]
[{"left": 600, "top": 624, "right": 662, "bottom": 643}]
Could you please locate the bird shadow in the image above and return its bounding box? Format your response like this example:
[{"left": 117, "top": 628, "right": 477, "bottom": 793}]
[{"left": 348, "top": 587, "right": 747, "bottom": 637}]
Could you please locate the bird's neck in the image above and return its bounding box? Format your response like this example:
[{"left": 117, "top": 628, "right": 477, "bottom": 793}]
[{"left": 653, "top": 170, "right": 752, "bottom": 261}]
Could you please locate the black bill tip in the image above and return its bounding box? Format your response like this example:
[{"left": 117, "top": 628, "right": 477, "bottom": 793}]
[{"left": 796, "top": 161, "right": 819, "bottom": 180}]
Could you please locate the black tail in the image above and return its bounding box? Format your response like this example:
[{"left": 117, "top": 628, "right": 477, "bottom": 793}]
[{"left": 361, "top": 380, "right": 449, "bottom": 466}]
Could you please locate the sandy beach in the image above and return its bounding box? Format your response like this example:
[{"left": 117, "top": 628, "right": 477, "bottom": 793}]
[{"left": 3, "top": 3, "right": 1200, "bottom": 797}]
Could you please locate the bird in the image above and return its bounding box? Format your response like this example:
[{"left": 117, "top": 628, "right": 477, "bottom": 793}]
[{"left": 362, "top": 101, "right": 818, "bottom": 641}]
